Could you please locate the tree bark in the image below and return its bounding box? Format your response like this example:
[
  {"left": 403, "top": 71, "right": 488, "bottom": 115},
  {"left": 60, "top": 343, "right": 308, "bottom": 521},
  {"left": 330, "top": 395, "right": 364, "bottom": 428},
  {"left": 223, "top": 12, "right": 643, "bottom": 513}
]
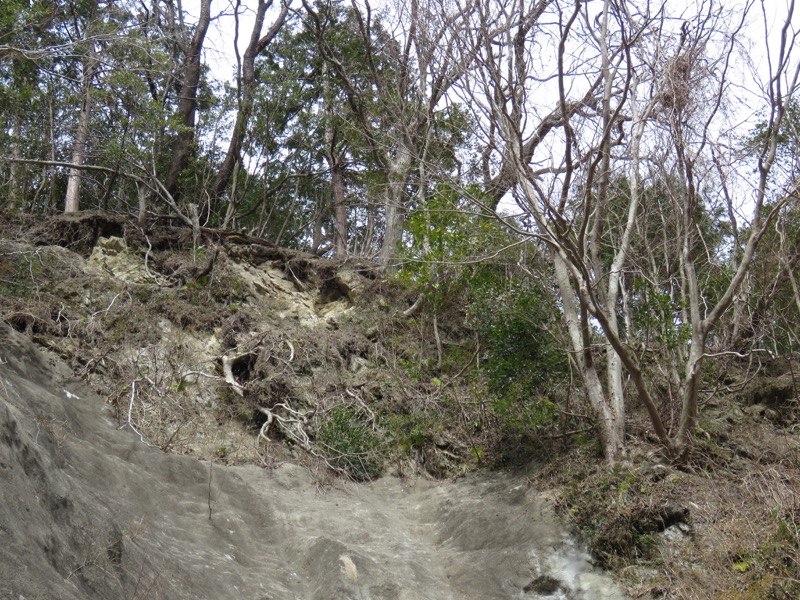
[
  {"left": 378, "top": 142, "right": 413, "bottom": 270},
  {"left": 212, "top": 0, "right": 289, "bottom": 209},
  {"left": 554, "top": 254, "right": 625, "bottom": 462},
  {"left": 8, "top": 112, "right": 23, "bottom": 210},
  {"left": 330, "top": 158, "right": 348, "bottom": 256},
  {"left": 322, "top": 61, "right": 349, "bottom": 257},
  {"left": 64, "top": 41, "right": 98, "bottom": 213},
  {"left": 163, "top": 0, "right": 212, "bottom": 201}
]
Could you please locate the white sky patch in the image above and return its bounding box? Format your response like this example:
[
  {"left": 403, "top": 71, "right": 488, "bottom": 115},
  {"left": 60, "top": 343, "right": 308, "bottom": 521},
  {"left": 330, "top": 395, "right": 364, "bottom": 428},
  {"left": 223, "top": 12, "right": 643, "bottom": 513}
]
[{"left": 182, "top": 0, "right": 272, "bottom": 84}]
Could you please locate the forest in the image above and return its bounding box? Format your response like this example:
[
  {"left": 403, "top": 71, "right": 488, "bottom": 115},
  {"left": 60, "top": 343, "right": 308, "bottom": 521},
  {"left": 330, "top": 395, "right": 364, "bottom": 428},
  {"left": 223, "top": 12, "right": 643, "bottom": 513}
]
[{"left": 1, "top": 0, "right": 799, "bottom": 468}]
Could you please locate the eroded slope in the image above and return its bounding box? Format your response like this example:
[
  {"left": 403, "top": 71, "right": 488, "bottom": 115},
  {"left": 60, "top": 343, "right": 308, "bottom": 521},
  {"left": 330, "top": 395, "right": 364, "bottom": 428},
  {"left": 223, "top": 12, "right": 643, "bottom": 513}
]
[{"left": 0, "top": 323, "right": 627, "bottom": 599}]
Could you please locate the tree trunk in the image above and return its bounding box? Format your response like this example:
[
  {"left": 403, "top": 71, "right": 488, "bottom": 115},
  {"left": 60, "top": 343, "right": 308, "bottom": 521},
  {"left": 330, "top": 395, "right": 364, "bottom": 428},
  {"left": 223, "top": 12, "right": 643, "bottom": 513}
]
[
  {"left": 378, "top": 143, "right": 413, "bottom": 270},
  {"left": 331, "top": 160, "right": 348, "bottom": 256},
  {"left": 137, "top": 183, "right": 147, "bottom": 225},
  {"left": 212, "top": 0, "right": 288, "bottom": 211},
  {"left": 360, "top": 204, "right": 376, "bottom": 256},
  {"left": 673, "top": 335, "right": 705, "bottom": 456},
  {"left": 553, "top": 255, "right": 625, "bottom": 462},
  {"left": 64, "top": 43, "right": 98, "bottom": 213},
  {"left": 323, "top": 70, "right": 349, "bottom": 257},
  {"left": 8, "top": 112, "right": 23, "bottom": 210},
  {"left": 163, "top": 0, "right": 212, "bottom": 201}
]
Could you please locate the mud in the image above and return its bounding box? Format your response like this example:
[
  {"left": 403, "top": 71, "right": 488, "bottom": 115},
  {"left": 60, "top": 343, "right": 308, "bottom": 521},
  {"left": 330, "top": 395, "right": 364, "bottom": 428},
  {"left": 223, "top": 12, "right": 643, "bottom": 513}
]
[{"left": 0, "top": 323, "right": 628, "bottom": 599}]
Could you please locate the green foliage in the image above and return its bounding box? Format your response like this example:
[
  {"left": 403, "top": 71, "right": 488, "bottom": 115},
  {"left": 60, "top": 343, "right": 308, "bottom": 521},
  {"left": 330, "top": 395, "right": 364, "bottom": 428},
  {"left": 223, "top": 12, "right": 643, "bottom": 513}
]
[
  {"left": 736, "top": 195, "right": 800, "bottom": 353},
  {"left": 747, "top": 100, "right": 800, "bottom": 180},
  {"left": 399, "top": 186, "right": 502, "bottom": 308},
  {"left": 489, "top": 395, "right": 559, "bottom": 466},
  {"left": 470, "top": 283, "right": 566, "bottom": 398},
  {"left": 319, "top": 405, "right": 384, "bottom": 481},
  {"left": 386, "top": 411, "right": 434, "bottom": 453},
  {"left": 0, "top": 254, "right": 36, "bottom": 298},
  {"left": 399, "top": 188, "right": 569, "bottom": 464},
  {"left": 468, "top": 275, "right": 567, "bottom": 464},
  {"left": 631, "top": 277, "right": 691, "bottom": 350}
]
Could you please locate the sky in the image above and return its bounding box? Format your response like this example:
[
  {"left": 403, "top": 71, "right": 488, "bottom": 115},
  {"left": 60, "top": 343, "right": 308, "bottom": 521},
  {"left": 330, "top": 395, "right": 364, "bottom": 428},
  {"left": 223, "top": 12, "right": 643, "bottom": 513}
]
[
  {"left": 193, "top": 0, "right": 285, "bottom": 84},
  {"left": 187, "top": 0, "right": 800, "bottom": 203}
]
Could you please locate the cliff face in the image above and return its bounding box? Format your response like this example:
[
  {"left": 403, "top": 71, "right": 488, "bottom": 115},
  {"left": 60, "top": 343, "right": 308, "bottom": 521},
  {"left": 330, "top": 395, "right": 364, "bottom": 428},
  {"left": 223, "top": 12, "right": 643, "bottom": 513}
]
[{"left": 0, "top": 322, "right": 627, "bottom": 599}]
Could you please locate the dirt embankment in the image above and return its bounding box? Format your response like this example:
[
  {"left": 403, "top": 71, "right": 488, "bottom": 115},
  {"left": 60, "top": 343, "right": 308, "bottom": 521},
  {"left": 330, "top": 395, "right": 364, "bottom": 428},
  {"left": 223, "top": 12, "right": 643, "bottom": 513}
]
[
  {"left": 1, "top": 212, "right": 799, "bottom": 599},
  {"left": 0, "top": 322, "right": 629, "bottom": 599},
  {"left": 0, "top": 211, "right": 487, "bottom": 477}
]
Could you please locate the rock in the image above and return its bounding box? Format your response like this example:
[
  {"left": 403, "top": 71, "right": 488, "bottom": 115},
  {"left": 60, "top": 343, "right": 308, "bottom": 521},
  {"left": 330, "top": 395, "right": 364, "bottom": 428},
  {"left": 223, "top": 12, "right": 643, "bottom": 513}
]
[
  {"left": 96, "top": 235, "right": 127, "bottom": 255},
  {"left": 744, "top": 404, "right": 766, "bottom": 417},
  {"left": 331, "top": 270, "right": 365, "bottom": 302},
  {"left": 524, "top": 574, "right": 562, "bottom": 594},
  {"left": 86, "top": 236, "right": 151, "bottom": 283}
]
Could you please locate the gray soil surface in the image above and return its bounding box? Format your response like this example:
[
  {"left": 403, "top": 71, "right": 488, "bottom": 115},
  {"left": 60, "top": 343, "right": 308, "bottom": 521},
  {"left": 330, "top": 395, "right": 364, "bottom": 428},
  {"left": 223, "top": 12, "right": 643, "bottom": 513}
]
[{"left": 0, "top": 323, "right": 628, "bottom": 599}]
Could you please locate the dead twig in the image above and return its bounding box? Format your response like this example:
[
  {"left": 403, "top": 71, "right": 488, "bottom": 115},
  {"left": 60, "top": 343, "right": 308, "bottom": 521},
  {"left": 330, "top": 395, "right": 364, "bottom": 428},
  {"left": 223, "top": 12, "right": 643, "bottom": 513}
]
[{"left": 140, "top": 231, "right": 172, "bottom": 286}]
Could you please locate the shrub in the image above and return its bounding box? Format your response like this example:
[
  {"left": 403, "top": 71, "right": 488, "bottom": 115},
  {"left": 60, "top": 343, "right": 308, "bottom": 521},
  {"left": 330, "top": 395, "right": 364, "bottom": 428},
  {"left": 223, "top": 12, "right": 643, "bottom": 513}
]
[{"left": 319, "top": 405, "right": 384, "bottom": 481}]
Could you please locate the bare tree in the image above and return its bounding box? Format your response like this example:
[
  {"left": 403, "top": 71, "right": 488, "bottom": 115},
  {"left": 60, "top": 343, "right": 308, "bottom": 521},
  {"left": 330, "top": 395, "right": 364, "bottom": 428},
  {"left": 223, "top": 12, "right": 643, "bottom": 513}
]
[
  {"left": 303, "top": 0, "right": 475, "bottom": 268},
  {"left": 457, "top": 0, "right": 800, "bottom": 462},
  {"left": 63, "top": 1, "right": 101, "bottom": 213},
  {"left": 322, "top": 58, "right": 350, "bottom": 256},
  {"left": 213, "top": 0, "right": 291, "bottom": 217}
]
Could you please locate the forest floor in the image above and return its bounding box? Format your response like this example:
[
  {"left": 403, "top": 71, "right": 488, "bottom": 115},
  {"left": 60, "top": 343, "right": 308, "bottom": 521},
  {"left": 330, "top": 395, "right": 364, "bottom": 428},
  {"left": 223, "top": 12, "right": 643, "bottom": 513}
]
[{"left": 0, "top": 211, "right": 798, "bottom": 599}]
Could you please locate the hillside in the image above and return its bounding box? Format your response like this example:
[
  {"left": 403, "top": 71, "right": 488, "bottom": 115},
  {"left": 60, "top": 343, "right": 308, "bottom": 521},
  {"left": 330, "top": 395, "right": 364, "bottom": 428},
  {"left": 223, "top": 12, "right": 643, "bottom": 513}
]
[{"left": 0, "top": 212, "right": 798, "bottom": 599}]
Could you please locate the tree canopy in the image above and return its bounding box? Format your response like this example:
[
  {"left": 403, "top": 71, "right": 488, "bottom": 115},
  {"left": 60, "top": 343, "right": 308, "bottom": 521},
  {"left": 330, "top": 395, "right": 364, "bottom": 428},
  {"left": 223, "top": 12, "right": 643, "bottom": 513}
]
[{"left": 2, "top": 0, "right": 799, "bottom": 463}]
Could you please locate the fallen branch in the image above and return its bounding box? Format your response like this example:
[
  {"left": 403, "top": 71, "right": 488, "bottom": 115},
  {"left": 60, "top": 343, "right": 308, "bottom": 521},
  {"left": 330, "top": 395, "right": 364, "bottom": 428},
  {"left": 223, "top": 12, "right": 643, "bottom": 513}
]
[
  {"left": 181, "top": 370, "right": 226, "bottom": 383},
  {"left": 89, "top": 291, "right": 127, "bottom": 320},
  {"left": 344, "top": 388, "right": 376, "bottom": 426},
  {"left": 140, "top": 231, "right": 173, "bottom": 286},
  {"left": 284, "top": 339, "right": 295, "bottom": 362},
  {"left": 285, "top": 264, "right": 307, "bottom": 292},
  {"left": 403, "top": 295, "right": 424, "bottom": 317}
]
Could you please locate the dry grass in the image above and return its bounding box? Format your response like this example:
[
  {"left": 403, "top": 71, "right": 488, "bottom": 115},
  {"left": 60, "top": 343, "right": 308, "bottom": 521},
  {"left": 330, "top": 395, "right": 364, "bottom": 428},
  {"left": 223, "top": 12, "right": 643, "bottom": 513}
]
[{"left": 537, "top": 414, "right": 800, "bottom": 600}]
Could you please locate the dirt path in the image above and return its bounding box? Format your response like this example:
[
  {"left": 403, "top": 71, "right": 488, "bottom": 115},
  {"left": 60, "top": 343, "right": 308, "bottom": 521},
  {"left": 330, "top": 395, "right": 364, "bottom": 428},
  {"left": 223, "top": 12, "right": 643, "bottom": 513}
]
[{"left": 0, "top": 323, "right": 628, "bottom": 599}]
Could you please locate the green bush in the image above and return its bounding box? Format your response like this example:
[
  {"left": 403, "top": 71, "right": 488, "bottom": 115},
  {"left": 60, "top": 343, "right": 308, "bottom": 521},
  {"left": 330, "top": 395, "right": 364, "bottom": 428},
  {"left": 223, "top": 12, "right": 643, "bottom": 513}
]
[
  {"left": 319, "top": 405, "right": 384, "bottom": 481},
  {"left": 469, "top": 284, "right": 566, "bottom": 399},
  {"left": 490, "top": 394, "right": 559, "bottom": 465},
  {"left": 468, "top": 282, "right": 568, "bottom": 464},
  {"left": 386, "top": 411, "right": 434, "bottom": 453}
]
